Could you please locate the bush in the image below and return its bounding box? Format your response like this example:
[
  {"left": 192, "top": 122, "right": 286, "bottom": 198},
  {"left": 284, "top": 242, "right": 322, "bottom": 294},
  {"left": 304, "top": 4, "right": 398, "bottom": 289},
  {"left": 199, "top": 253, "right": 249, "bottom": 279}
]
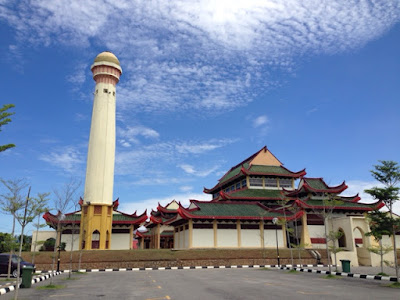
[{"left": 40, "top": 238, "right": 66, "bottom": 251}]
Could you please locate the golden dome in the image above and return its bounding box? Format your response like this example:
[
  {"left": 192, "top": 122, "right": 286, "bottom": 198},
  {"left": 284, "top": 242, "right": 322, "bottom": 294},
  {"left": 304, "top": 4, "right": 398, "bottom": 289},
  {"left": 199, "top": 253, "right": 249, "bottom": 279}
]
[{"left": 94, "top": 51, "right": 120, "bottom": 66}]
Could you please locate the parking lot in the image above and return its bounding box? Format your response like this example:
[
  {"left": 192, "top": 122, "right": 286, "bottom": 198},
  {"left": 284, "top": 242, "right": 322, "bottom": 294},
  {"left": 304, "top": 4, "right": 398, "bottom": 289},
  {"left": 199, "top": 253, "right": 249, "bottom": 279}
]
[{"left": 2, "top": 268, "right": 399, "bottom": 300}]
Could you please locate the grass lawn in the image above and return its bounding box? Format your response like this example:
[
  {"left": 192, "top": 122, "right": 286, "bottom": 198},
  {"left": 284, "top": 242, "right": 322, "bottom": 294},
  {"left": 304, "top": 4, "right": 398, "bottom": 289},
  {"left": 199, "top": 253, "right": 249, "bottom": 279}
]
[
  {"left": 22, "top": 249, "right": 315, "bottom": 265},
  {"left": 37, "top": 284, "right": 65, "bottom": 290}
]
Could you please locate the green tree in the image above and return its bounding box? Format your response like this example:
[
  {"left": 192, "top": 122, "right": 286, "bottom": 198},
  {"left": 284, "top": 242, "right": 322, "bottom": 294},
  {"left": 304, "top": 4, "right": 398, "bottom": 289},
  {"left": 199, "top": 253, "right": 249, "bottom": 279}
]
[
  {"left": 0, "top": 232, "right": 17, "bottom": 253},
  {"left": 0, "top": 178, "right": 27, "bottom": 279},
  {"left": 310, "top": 194, "right": 343, "bottom": 273},
  {"left": 366, "top": 210, "right": 400, "bottom": 275},
  {"left": 0, "top": 104, "right": 15, "bottom": 152},
  {"left": 31, "top": 192, "right": 50, "bottom": 264},
  {"left": 15, "top": 234, "right": 32, "bottom": 252},
  {"left": 365, "top": 160, "right": 400, "bottom": 281},
  {"left": 327, "top": 230, "right": 344, "bottom": 272}
]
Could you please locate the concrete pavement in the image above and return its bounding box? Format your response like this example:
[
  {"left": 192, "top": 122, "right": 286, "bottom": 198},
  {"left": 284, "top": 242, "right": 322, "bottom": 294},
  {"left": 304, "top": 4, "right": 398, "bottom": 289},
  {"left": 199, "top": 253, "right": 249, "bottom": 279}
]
[{"left": 1, "top": 267, "right": 399, "bottom": 299}]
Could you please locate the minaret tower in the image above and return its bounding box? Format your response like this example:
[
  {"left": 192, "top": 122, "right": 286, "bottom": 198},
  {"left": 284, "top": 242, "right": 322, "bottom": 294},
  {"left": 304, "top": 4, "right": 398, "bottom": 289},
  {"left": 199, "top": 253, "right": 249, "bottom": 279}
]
[{"left": 80, "top": 52, "right": 122, "bottom": 250}]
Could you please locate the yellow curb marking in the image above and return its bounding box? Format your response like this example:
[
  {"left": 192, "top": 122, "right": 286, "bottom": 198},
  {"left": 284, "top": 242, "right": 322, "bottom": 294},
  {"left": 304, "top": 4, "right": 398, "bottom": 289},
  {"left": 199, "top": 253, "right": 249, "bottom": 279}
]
[
  {"left": 264, "top": 283, "right": 285, "bottom": 286},
  {"left": 297, "top": 291, "right": 330, "bottom": 295},
  {"left": 145, "top": 296, "right": 170, "bottom": 300}
]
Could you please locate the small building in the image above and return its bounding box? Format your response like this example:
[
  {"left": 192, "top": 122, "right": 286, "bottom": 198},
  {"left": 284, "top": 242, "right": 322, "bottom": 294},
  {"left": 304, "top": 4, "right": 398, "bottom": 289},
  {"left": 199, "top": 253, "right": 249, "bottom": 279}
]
[
  {"left": 146, "top": 146, "right": 391, "bottom": 267},
  {"left": 40, "top": 199, "right": 146, "bottom": 251}
]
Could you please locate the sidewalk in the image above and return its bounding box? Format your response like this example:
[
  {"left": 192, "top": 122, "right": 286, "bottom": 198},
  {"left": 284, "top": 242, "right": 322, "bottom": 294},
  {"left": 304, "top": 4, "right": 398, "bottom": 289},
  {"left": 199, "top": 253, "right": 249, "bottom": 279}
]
[{"left": 310, "top": 265, "right": 397, "bottom": 277}]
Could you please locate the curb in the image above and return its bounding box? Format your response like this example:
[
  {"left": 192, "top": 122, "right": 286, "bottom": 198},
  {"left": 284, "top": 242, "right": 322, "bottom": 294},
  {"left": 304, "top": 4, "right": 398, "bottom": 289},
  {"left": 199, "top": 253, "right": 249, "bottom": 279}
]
[
  {"left": 0, "top": 271, "right": 63, "bottom": 296},
  {"left": 279, "top": 266, "right": 398, "bottom": 282},
  {"left": 36, "top": 264, "right": 325, "bottom": 274}
]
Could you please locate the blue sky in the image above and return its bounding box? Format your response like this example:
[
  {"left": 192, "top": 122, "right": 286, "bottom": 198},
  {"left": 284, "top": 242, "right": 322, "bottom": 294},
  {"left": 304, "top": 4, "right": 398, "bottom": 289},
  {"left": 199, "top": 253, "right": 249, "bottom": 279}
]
[{"left": 0, "top": 1, "right": 399, "bottom": 235}]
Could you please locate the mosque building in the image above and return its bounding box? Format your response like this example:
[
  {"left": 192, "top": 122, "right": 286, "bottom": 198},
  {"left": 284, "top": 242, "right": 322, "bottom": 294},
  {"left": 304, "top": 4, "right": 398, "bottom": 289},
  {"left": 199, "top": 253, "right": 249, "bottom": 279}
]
[{"left": 36, "top": 52, "right": 396, "bottom": 267}]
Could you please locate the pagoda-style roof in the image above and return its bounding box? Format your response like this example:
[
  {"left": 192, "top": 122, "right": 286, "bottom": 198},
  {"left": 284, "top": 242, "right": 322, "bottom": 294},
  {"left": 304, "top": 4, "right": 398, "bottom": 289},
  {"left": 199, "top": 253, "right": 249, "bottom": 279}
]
[
  {"left": 215, "top": 188, "right": 284, "bottom": 201},
  {"left": 294, "top": 198, "right": 384, "bottom": 212},
  {"left": 165, "top": 200, "right": 303, "bottom": 224},
  {"left": 285, "top": 178, "right": 347, "bottom": 197},
  {"left": 204, "top": 146, "right": 306, "bottom": 194},
  {"left": 43, "top": 209, "right": 147, "bottom": 229},
  {"left": 148, "top": 200, "right": 179, "bottom": 225},
  {"left": 156, "top": 200, "right": 179, "bottom": 214}
]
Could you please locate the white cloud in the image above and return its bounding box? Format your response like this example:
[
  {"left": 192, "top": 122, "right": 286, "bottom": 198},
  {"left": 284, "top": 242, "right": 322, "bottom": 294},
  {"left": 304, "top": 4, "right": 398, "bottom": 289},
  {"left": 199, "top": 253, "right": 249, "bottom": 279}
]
[
  {"left": 344, "top": 179, "right": 400, "bottom": 215},
  {"left": 175, "top": 139, "right": 236, "bottom": 154},
  {"left": 342, "top": 180, "right": 382, "bottom": 203},
  {"left": 120, "top": 192, "right": 212, "bottom": 215},
  {"left": 74, "top": 113, "right": 87, "bottom": 122},
  {"left": 117, "top": 125, "right": 160, "bottom": 146},
  {"left": 39, "top": 146, "right": 84, "bottom": 173},
  {"left": 180, "top": 185, "right": 193, "bottom": 192},
  {"left": 178, "top": 164, "right": 219, "bottom": 177},
  {"left": 253, "top": 115, "right": 268, "bottom": 128},
  {"left": 114, "top": 138, "right": 233, "bottom": 176},
  {"left": 306, "top": 108, "right": 318, "bottom": 115},
  {"left": 66, "top": 62, "right": 87, "bottom": 85},
  {"left": 130, "top": 177, "right": 185, "bottom": 186},
  {"left": 2, "top": 1, "right": 399, "bottom": 114}
]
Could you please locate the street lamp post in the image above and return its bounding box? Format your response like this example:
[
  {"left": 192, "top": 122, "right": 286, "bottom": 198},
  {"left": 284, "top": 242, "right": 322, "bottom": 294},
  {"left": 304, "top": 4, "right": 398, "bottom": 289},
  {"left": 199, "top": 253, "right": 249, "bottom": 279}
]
[
  {"left": 56, "top": 213, "right": 65, "bottom": 273},
  {"left": 57, "top": 245, "right": 61, "bottom": 272},
  {"left": 272, "top": 218, "right": 280, "bottom": 266}
]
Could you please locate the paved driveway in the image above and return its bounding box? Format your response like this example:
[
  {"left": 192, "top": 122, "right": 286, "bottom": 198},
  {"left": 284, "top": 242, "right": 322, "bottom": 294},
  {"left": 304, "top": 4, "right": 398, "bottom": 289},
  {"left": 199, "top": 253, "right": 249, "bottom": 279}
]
[{"left": 2, "top": 268, "right": 399, "bottom": 299}]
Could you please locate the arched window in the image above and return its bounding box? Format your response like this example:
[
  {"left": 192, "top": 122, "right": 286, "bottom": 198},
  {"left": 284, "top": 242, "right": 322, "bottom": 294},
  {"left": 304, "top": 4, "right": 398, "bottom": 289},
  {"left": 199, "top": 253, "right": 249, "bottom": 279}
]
[
  {"left": 82, "top": 230, "right": 86, "bottom": 249},
  {"left": 106, "top": 230, "right": 110, "bottom": 249},
  {"left": 92, "top": 230, "right": 100, "bottom": 249},
  {"left": 353, "top": 227, "right": 364, "bottom": 247},
  {"left": 338, "top": 228, "right": 346, "bottom": 248}
]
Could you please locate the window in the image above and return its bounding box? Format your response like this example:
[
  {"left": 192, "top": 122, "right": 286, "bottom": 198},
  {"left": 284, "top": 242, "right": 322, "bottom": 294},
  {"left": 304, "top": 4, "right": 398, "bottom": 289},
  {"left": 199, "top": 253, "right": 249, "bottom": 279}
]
[
  {"left": 94, "top": 205, "right": 102, "bottom": 214},
  {"left": 338, "top": 229, "right": 346, "bottom": 248},
  {"left": 236, "top": 182, "right": 241, "bottom": 190},
  {"left": 249, "top": 176, "right": 263, "bottom": 187},
  {"left": 230, "top": 185, "right": 234, "bottom": 191},
  {"left": 103, "top": 88, "right": 108, "bottom": 93},
  {"left": 92, "top": 230, "right": 100, "bottom": 249},
  {"left": 241, "top": 179, "right": 247, "bottom": 188},
  {"left": 279, "top": 178, "right": 292, "bottom": 188},
  {"left": 265, "top": 177, "right": 277, "bottom": 187}
]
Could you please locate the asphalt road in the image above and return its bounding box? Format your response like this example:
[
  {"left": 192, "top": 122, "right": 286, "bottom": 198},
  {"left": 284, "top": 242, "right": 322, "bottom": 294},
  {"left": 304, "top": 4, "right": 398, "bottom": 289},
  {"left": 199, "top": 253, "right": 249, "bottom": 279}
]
[{"left": 2, "top": 268, "right": 399, "bottom": 300}]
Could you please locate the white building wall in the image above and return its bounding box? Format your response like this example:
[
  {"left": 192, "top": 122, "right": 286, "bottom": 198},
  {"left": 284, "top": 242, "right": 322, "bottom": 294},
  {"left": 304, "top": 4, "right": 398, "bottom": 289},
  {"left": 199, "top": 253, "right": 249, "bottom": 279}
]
[
  {"left": 308, "top": 225, "right": 325, "bottom": 238},
  {"left": 31, "top": 231, "right": 57, "bottom": 251},
  {"left": 308, "top": 225, "right": 326, "bottom": 249},
  {"left": 396, "top": 235, "right": 400, "bottom": 246},
  {"left": 192, "top": 229, "right": 214, "bottom": 248},
  {"left": 217, "top": 229, "right": 237, "bottom": 247},
  {"left": 61, "top": 234, "right": 80, "bottom": 251},
  {"left": 179, "top": 230, "right": 185, "bottom": 248},
  {"left": 110, "top": 233, "right": 130, "bottom": 250},
  {"left": 263, "top": 229, "right": 283, "bottom": 247},
  {"left": 241, "top": 229, "right": 261, "bottom": 247},
  {"left": 184, "top": 229, "right": 189, "bottom": 248}
]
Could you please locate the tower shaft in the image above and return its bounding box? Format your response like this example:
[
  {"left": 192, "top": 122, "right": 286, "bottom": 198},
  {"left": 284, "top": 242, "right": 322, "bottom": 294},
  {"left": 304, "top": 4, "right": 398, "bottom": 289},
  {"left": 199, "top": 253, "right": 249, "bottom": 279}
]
[
  {"left": 84, "top": 81, "right": 116, "bottom": 206},
  {"left": 80, "top": 52, "right": 122, "bottom": 250}
]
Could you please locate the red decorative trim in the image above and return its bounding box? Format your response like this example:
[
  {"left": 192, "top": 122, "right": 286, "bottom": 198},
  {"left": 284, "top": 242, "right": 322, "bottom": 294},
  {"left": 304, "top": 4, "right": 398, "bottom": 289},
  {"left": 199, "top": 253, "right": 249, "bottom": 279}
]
[
  {"left": 113, "top": 198, "right": 119, "bottom": 210},
  {"left": 176, "top": 200, "right": 304, "bottom": 221},
  {"left": 157, "top": 200, "right": 179, "bottom": 213},
  {"left": 240, "top": 166, "right": 249, "bottom": 176},
  {"left": 311, "top": 238, "right": 326, "bottom": 244},
  {"left": 295, "top": 198, "right": 379, "bottom": 211}
]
